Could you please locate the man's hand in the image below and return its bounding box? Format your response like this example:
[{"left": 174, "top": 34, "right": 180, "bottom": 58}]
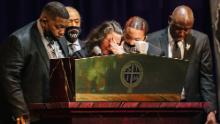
[
  {"left": 16, "top": 115, "right": 30, "bottom": 124},
  {"left": 205, "top": 111, "right": 217, "bottom": 124}
]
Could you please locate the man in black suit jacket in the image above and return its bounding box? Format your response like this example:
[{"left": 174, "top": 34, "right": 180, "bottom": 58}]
[
  {"left": 0, "top": 1, "right": 69, "bottom": 123},
  {"left": 148, "top": 5, "right": 217, "bottom": 124},
  {"left": 123, "top": 16, "right": 164, "bottom": 56}
]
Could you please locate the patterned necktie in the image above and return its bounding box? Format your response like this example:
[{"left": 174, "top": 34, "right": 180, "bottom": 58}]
[
  {"left": 172, "top": 41, "right": 181, "bottom": 59},
  {"left": 69, "top": 44, "right": 74, "bottom": 56},
  {"left": 47, "top": 41, "right": 57, "bottom": 59}
]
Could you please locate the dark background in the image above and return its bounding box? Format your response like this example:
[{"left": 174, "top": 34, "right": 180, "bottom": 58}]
[{"left": 0, "top": 0, "right": 212, "bottom": 42}]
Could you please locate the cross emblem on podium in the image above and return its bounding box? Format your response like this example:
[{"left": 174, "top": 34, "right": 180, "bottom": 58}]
[{"left": 120, "top": 61, "right": 143, "bottom": 93}]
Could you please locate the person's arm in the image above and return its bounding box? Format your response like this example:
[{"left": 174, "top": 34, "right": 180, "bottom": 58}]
[
  {"left": 200, "top": 35, "right": 217, "bottom": 123},
  {"left": 200, "top": 35, "right": 217, "bottom": 111},
  {"left": 0, "top": 35, "right": 30, "bottom": 122}
]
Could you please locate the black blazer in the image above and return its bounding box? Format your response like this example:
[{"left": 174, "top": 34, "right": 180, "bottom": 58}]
[
  {"left": 148, "top": 28, "right": 217, "bottom": 112},
  {"left": 147, "top": 43, "right": 165, "bottom": 56},
  {"left": 0, "top": 21, "right": 68, "bottom": 120}
]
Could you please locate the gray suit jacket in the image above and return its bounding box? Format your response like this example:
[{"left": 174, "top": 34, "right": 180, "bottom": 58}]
[
  {"left": 0, "top": 21, "right": 68, "bottom": 121},
  {"left": 147, "top": 43, "right": 164, "bottom": 56},
  {"left": 148, "top": 28, "right": 217, "bottom": 112}
]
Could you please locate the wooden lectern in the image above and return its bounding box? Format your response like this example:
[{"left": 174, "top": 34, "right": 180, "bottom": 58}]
[
  {"left": 29, "top": 54, "right": 207, "bottom": 124},
  {"left": 49, "top": 54, "right": 189, "bottom": 102},
  {"left": 29, "top": 102, "right": 208, "bottom": 124}
]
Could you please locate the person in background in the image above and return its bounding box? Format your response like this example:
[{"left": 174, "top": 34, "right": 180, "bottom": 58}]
[
  {"left": 148, "top": 5, "right": 217, "bottom": 124},
  {"left": 0, "top": 1, "right": 69, "bottom": 124},
  {"left": 64, "top": 6, "right": 86, "bottom": 58},
  {"left": 123, "top": 16, "right": 164, "bottom": 56}
]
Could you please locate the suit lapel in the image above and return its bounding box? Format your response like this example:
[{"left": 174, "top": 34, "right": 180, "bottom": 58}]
[
  {"left": 31, "top": 22, "right": 49, "bottom": 69},
  {"left": 159, "top": 29, "right": 169, "bottom": 57},
  {"left": 184, "top": 33, "right": 195, "bottom": 60},
  {"left": 58, "top": 38, "right": 69, "bottom": 57},
  {"left": 79, "top": 39, "right": 86, "bottom": 48}
]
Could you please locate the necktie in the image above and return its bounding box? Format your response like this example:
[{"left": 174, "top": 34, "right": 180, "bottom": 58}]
[
  {"left": 69, "top": 44, "right": 74, "bottom": 56},
  {"left": 48, "top": 42, "right": 57, "bottom": 59},
  {"left": 172, "top": 41, "right": 181, "bottom": 59}
]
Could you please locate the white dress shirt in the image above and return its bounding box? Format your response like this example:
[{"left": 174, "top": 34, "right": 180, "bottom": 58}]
[
  {"left": 168, "top": 27, "right": 185, "bottom": 59},
  {"left": 168, "top": 27, "right": 185, "bottom": 100},
  {"left": 67, "top": 39, "right": 81, "bottom": 56}
]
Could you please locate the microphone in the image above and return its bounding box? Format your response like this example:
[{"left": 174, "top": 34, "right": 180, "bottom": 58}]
[
  {"left": 64, "top": 26, "right": 81, "bottom": 43},
  {"left": 92, "top": 46, "right": 103, "bottom": 56}
]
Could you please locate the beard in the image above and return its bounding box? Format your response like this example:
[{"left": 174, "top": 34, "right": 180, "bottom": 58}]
[{"left": 43, "top": 29, "right": 58, "bottom": 44}]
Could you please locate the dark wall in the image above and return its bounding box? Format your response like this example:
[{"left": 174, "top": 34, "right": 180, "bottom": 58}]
[{"left": 0, "top": 0, "right": 211, "bottom": 42}]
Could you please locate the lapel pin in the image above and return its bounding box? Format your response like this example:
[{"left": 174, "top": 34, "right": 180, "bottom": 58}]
[{"left": 186, "top": 43, "right": 191, "bottom": 50}]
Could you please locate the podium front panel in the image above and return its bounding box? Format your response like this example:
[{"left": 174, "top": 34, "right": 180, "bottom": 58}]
[{"left": 49, "top": 54, "right": 189, "bottom": 102}]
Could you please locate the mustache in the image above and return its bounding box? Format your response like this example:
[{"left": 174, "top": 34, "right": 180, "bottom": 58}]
[{"left": 44, "top": 30, "right": 59, "bottom": 43}]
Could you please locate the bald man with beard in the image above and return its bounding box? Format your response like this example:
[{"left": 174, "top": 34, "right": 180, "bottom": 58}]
[{"left": 148, "top": 5, "right": 217, "bottom": 124}]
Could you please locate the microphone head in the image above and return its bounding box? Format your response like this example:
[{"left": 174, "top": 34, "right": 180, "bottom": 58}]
[
  {"left": 92, "top": 46, "right": 103, "bottom": 56},
  {"left": 65, "top": 26, "right": 81, "bottom": 43}
]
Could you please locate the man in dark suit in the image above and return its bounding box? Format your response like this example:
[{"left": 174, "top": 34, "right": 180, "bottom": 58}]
[
  {"left": 0, "top": 1, "right": 69, "bottom": 124},
  {"left": 148, "top": 5, "right": 217, "bottom": 124},
  {"left": 123, "top": 16, "right": 164, "bottom": 56}
]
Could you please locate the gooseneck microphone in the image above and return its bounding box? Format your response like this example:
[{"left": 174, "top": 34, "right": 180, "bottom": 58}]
[{"left": 92, "top": 46, "right": 103, "bottom": 56}]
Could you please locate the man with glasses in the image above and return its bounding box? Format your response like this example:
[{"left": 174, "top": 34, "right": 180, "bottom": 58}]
[{"left": 148, "top": 5, "right": 217, "bottom": 124}]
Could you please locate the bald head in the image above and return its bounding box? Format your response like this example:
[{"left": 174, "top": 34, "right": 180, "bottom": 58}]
[
  {"left": 66, "top": 6, "right": 81, "bottom": 27},
  {"left": 170, "top": 5, "right": 194, "bottom": 28},
  {"left": 169, "top": 5, "right": 194, "bottom": 41}
]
